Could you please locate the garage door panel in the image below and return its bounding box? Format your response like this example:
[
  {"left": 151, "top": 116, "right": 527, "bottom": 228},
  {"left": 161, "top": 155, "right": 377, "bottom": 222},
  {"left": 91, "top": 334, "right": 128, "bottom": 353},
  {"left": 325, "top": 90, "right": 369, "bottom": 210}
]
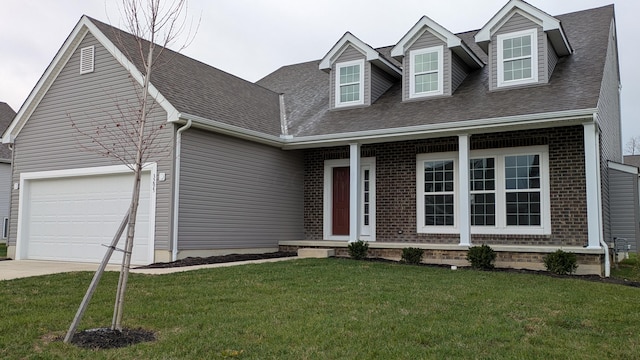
[{"left": 20, "top": 169, "right": 153, "bottom": 264}]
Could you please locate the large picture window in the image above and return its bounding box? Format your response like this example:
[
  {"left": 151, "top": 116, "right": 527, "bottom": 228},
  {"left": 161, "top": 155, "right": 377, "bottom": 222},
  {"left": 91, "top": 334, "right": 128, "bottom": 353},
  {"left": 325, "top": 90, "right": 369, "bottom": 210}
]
[
  {"left": 335, "top": 59, "right": 365, "bottom": 107},
  {"left": 417, "top": 146, "right": 550, "bottom": 235},
  {"left": 410, "top": 46, "right": 444, "bottom": 98},
  {"left": 497, "top": 29, "right": 538, "bottom": 87}
]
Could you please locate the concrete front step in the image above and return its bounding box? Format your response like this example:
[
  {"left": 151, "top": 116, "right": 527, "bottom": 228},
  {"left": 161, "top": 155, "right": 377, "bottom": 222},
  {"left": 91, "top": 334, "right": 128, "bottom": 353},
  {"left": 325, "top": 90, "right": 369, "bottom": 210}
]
[{"left": 297, "top": 248, "right": 335, "bottom": 258}]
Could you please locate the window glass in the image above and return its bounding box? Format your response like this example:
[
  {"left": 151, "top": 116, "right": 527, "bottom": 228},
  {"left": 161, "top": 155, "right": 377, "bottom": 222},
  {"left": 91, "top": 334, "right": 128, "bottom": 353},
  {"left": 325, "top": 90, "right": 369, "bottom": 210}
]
[
  {"left": 470, "top": 158, "right": 496, "bottom": 226},
  {"left": 505, "top": 154, "right": 541, "bottom": 226},
  {"left": 424, "top": 160, "right": 455, "bottom": 226},
  {"left": 414, "top": 52, "right": 439, "bottom": 93},
  {"left": 502, "top": 34, "right": 533, "bottom": 82},
  {"left": 337, "top": 63, "right": 361, "bottom": 104}
]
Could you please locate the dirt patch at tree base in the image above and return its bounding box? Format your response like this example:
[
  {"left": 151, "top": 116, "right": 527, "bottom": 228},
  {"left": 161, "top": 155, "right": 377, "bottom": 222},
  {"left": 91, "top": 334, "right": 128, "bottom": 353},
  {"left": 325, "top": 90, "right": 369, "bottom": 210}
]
[{"left": 67, "top": 328, "right": 155, "bottom": 349}]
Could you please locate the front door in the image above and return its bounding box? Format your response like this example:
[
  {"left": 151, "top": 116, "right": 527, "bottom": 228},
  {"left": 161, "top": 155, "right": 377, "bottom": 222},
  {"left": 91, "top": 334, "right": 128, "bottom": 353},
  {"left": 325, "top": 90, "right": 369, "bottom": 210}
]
[
  {"left": 324, "top": 158, "right": 376, "bottom": 241},
  {"left": 332, "top": 167, "right": 350, "bottom": 235}
]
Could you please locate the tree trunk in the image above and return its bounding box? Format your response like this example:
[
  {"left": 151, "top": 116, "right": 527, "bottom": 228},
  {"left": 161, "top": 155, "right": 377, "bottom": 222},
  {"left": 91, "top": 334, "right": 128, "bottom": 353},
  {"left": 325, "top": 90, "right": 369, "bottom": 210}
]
[{"left": 111, "top": 41, "right": 155, "bottom": 331}]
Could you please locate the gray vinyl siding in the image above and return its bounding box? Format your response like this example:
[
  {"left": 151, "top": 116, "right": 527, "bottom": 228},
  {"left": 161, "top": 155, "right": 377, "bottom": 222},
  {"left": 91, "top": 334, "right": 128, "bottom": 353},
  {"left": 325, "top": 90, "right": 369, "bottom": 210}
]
[
  {"left": 490, "top": 12, "right": 546, "bottom": 90},
  {"left": 178, "top": 129, "right": 303, "bottom": 250},
  {"left": 330, "top": 45, "right": 369, "bottom": 108},
  {"left": 8, "top": 32, "right": 174, "bottom": 250},
  {"left": 547, "top": 38, "right": 559, "bottom": 79},
  {"left": 598, "top": 19, "right": 623, "bottom": 245},
  {"left": 370, "top": 65, "right": 395, "bottom": 103},
  {"left": 609, "top": 168, "right": 640, "bottom": 251},
  {"left": 451, "top": 53, "right": 470, "bottom": 93},
  {"left": 404, "top": 30, "right": 449, "bottom": 99}
]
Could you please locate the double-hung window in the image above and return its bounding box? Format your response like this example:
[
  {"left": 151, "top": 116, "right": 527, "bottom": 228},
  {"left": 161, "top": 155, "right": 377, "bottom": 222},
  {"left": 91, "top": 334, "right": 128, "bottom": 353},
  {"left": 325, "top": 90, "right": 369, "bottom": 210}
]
[
  {"left": 417, "top": 146, "right": 549, "bottom": 235},
  {"left": 497, "top": 29, "right": 538, "bottom": 87},
  {"left": 410, "top": 46, "right": 444, "bottom": 98},
  {"left": 470, "top": 158, "right": 496, "bottom": 226},
  {"left": 417, "top": 153, "right": 457, "bottom": 233},
  {"left": 335, "top": 59, "right": 364, "bottom": 107}
]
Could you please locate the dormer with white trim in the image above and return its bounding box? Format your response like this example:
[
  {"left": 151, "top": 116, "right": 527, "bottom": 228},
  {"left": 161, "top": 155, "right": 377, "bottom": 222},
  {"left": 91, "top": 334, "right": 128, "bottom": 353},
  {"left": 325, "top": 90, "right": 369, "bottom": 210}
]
[
  {"left": 391, "top": 16, "right": 484, "bottom": 101},
  {"left": 474, "top": 0, "right": 572, "bottom": 90},
  {"left": 319, "top": 32, "right": 402, "bottom": 109}
]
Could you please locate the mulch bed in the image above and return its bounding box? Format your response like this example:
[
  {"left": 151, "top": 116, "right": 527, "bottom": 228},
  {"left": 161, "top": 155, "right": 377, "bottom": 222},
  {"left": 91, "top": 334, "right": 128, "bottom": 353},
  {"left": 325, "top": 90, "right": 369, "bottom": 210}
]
[
  {"left": 135, "top": 251, "right": 297, "bottom": 269},
  {"left": 68, "top": 328, "right": 155, "bottom": 349}
]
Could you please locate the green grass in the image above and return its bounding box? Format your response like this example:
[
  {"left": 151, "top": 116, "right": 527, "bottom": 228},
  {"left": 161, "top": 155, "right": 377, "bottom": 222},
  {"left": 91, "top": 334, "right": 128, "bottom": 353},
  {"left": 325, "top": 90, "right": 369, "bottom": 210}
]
[
  {"left": 1, "top": 258, "right": 639, "bottom": 359},
  {"left": 0, "top": 243, "right": 6, "bottom": 258},
  {"left": 611, "top": 253, "right": 640, "bottom": 282}
]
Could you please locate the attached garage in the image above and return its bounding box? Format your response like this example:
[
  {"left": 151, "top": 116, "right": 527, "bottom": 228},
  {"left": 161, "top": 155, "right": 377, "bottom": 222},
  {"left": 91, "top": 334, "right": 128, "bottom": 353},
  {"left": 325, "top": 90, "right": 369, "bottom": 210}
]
[{"left": 15, "top": 165, "right": 156, "bottom": 264}]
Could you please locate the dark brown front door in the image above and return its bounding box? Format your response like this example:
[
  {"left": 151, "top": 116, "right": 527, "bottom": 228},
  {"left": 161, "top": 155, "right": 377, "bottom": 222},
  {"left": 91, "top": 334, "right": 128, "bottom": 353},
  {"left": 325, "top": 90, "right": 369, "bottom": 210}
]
[{"left": 332, "top": 167, "right": 350, "bottom": 235}]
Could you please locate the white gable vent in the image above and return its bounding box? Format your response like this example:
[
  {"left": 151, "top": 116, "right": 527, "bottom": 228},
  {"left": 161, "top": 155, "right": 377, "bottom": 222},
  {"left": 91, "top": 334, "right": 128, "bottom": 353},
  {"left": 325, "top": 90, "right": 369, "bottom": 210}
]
[{"left": 80, "top": 46, "right": 95, "bottom": 74}]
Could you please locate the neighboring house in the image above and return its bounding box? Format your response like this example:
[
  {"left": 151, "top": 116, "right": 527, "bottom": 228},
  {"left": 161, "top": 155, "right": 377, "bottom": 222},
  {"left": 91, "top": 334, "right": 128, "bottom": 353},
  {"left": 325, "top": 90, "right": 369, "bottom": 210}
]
[
  {"left": 2, "top": 0, "right": 629, "bottom": 276},
  {"left": 619, "top": 155, "right": 640, "bottom": 252},
  {"left": 0, "top": 102, "right": 15, "bottom": 243}
]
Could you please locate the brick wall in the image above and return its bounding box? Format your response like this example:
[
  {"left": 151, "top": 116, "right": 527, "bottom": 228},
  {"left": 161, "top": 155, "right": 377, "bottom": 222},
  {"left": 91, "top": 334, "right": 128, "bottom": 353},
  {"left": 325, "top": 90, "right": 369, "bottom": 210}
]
[{"left": 303, "top": 125, "right": 587, "bottom": 247}]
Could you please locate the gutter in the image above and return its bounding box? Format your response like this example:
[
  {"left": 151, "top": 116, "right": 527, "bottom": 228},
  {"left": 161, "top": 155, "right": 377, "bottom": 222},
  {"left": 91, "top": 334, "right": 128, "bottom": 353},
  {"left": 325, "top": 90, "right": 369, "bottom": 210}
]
[
  {"left": 172, "top": 119, "right": 192, "bottom": 261},
  {"left": 172, "top": 108, "right": 598, "bottom": 150},
  {"left": 284, "top": 108, "right": 597, "bottom": 148}
]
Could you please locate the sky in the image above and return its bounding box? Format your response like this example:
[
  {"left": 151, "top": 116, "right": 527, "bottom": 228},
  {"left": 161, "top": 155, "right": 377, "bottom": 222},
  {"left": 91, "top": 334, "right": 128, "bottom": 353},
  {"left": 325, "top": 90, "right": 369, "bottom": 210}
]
[{"left": 1, "top": 0, "right": 638, "bottom": 149}]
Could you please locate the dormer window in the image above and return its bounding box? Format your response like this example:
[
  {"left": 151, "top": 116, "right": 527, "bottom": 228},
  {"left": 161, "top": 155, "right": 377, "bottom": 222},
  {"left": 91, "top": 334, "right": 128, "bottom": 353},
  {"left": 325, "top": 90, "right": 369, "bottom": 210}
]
[
  {"left": 335, "top": 59, "right": 365, "bottom": 107},
  {"left": 410, "top": 46, "right": 444, "bottom": 98},
  {"left": 497, "top": 29, "right": 538, "bottom": 87}
]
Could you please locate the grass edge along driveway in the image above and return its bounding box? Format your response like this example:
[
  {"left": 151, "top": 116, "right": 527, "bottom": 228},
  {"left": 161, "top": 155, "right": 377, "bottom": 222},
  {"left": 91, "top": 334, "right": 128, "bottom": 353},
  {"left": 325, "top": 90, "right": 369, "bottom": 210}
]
[{"left": 1, "top": 258, "right": 638, "bottom": 359}]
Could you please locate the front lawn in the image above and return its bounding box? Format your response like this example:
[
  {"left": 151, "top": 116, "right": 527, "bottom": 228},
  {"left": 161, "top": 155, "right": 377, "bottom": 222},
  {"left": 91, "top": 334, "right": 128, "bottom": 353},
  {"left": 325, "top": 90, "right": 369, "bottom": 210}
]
[
  {"left": 611, "top": 253, "right": 640, "bottom": 282},
  {"left": 1, "top": 258, "right": 639, "bottom": 359}
]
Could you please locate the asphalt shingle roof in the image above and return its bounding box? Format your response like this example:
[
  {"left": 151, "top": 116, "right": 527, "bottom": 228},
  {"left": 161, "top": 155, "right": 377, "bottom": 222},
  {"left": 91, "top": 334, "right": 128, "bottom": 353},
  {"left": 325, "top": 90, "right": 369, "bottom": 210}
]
[
  {"left": 257, "top": 5, "right": 614, "bottom": 138},
  {"left": 89, "top": 17, "right": 283, "bottom": 137},
  {"left": 0, "top": 102, "right": 16, "bottom": 160}
]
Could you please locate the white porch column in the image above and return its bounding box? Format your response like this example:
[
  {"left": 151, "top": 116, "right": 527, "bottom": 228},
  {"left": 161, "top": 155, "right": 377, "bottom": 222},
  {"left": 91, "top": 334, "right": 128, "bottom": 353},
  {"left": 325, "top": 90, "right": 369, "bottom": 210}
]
[
  {"left": 583, "top": 122, "right": 603, "bottom": 248},
  {"left": 458, "top": 134, "right": 471, "bottom": 246},
  {"left": 349, "top": 143, "right": 361, "bottom": 243}
]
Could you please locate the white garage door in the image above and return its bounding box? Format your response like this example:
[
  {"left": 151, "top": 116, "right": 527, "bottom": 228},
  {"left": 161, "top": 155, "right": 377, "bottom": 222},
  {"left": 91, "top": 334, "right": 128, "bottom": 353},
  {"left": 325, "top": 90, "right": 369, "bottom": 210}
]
[{"left": 17, "top": 166, "right": 155, "bottom": 264}]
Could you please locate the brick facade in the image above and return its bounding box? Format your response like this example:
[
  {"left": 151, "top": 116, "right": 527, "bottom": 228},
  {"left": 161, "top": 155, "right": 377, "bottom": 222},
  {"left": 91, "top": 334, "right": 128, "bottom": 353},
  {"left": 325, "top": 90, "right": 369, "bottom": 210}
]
[{"left": 303, "top": 125, "right": 587, "bottom": 247}]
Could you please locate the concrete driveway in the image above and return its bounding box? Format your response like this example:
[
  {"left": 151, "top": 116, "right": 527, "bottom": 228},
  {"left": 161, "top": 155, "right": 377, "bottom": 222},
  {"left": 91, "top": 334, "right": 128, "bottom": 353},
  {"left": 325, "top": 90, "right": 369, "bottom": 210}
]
[
  {"left": 0, "top": 257, "right": 299, "bottom": 280},
  {"left": 0, "top": 260, "right": 121, "bottom": 281}
]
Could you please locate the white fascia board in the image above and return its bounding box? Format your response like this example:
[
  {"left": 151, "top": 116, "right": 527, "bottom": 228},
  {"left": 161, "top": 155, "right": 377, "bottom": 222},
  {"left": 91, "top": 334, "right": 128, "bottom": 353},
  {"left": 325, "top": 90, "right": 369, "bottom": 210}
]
[
  {"left": 178, "top": 113, "right": 284, "bottom": 147},
  {"left": 3, "top": 16, "right": 179, "bottom": 145},
  {"left": 391, "top": 16, "right": 483, "bottom": 69},
  {"left": 608, "top": 161, "right": 639, "bottom": 175},
  {"left": 282, "top": 108, "right": 598, "bottom": 149},
  {"left": 319, "top": 32, "right": 384, "bottom": 70},
  {"left": 475, "top": 0, "right": 570, "bottom": 55},
  {"left": 392, "top": 16, "right": 459, "bottom": 57},
  {"left": 3, "top": 18, "right": 90, "bottom": 144}
]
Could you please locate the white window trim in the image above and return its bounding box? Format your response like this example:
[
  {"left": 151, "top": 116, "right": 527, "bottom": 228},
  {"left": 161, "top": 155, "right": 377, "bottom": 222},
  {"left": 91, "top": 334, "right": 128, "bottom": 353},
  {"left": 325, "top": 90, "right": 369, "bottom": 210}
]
[
  {"left": 497, "top": 29, "right": 538, "bottom": 87},
  {"left": 416, "top": 152, "right": 459, "bottom": 234},
  {"left": 417, "top": 146, "right": 551, "bottom": 235},
  {"left": 334, "top": 59, "right": 365, "bottom": 107},
  {"left": 409, "top": 46, "right": 444, "bottom": 98},
  {"left": 80, "top": 45, "right": 95, "bottom": 74},
  {"left": 323, "top": 157, "right": 376, "bottom": 241}
]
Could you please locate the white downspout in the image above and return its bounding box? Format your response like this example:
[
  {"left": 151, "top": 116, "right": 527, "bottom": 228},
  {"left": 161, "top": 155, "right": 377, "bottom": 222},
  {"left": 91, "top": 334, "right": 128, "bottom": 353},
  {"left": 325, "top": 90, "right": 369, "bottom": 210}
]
[
  {"left": 593, "top": 119, "right": 611, "bottom": 277},
  {"left": 172, "top": 119, "right": 192, "bottom": 261}
]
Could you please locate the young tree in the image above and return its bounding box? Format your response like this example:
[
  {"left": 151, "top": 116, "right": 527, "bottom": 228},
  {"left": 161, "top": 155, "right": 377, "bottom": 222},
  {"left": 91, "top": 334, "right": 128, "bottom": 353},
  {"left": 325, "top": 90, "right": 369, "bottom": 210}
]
[
  {"left": 65, "top": 0, "right": 195, "bottom": 342},
  {"left": 625, "top": 136, "right": 640, "bottom": 155}
]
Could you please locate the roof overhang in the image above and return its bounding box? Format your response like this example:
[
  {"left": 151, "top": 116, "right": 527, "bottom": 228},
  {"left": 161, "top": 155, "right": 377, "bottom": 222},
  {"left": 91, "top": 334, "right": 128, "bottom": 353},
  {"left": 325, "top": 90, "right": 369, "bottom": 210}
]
[
  {"left": 391, "top": 15, "right": 484, "bottom": 69},
  {"left": 2, "top": 16, "right": 179, "bottom": 144},
  {"left": 608, "top": 161, "right": 639, "bottom": 175},
  {"left": 474, "top": 0, "right": 572, "bottom": 56},
  {"left": 281, "top": 108, "right": 597, "bottom": 149},
  {"left": 318, "top": 32, "right": 402, "bottom": 78}
]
